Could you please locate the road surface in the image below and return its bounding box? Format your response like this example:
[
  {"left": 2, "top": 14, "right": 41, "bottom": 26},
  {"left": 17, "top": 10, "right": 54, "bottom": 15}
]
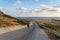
[{"left": 0, "top": 22, "right": 51, "bottom": 40}]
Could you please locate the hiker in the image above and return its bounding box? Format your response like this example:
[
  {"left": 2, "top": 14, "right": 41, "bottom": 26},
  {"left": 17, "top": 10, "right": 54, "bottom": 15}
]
[{"left": 27, "top": 23, "right": 30, "bottom": 30}]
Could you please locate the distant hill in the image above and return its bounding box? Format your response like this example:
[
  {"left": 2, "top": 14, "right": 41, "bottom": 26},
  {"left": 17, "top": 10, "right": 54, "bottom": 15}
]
[
  {"left": 0, "top": 11, "right": 20, "bottom": 28},
  {"left": 17, "top": 17, "right": 60, "bottom": 20}
]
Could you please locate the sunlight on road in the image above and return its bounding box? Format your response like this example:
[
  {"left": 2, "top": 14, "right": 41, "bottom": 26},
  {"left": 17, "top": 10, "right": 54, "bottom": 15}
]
[{"left": 0, "top": 25, "right": 26, "bottom": 35}]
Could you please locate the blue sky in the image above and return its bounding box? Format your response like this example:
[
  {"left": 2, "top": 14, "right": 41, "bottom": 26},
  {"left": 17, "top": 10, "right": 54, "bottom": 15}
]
[
  {"left": 0, "top": 0, "right": 60, "bottom": 9},
  {"left": 0, "top": 0, "right": 60, "bottom": 17}
]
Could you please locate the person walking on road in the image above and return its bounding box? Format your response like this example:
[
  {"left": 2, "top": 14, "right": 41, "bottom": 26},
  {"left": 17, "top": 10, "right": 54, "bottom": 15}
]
[{"left": 27, "top": 23, "right": 30, "bottom": 31}]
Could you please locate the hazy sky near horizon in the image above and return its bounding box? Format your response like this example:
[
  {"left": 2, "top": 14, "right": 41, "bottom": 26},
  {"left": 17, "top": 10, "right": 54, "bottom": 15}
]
[{"left": 0, "top": 0, "right": 60, "bottom": 17}]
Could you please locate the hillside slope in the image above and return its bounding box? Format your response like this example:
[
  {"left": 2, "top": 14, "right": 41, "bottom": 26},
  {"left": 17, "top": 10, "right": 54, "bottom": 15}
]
[{"left": 0, "top": 11, "right": 20, "bottom": 28}]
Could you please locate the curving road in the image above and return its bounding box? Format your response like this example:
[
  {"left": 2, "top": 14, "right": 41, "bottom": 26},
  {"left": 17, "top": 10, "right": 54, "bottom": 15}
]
[{"left": 0, "top": 22, "right": 51, "bottom": 40}]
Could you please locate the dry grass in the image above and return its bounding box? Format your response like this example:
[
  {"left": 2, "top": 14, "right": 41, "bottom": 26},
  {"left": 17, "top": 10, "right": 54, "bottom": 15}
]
[
  {"left": 43, "top": 28, "right": 58, "bottom": 40},
  {"left": 33, "top": 20, "right": 60, "bottom": 33},
  {"left": 0, "top": 11, "right": 30, "bottom": 28}
]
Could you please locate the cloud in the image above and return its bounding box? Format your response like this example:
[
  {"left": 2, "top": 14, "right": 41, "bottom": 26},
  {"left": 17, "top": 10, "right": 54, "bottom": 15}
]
[
  {"left": 36, "top": 4, "right": 60, "bottom": 13},
  {"left": 18, "top": 4, "right": 60, "bottom": 17},
  {"left": 12, "top": 4, "right": 16, "bottom": 7},
  {"left": 19, "top": 12, "right": 60, "bottom": 17},
  {"left": 37, "top": 4, "right": 53, "bottom": 11},
  {"left": 0, "top": 7, "right": 3, "bottom": 10},
  {"left": 16, "top": 7, "right": 27, "bottom": 13},
  {"left": 20, "top": 7, "right": 27, "bottom": 11},
  {"left": 7, "top": 7, "right": 26, "bottom": 15},
  {"left": 2, "top": 4, "right": 60, "bottom": 17},
  {"left": 12, "top": 0, "right": 22, "bottom": 7}
]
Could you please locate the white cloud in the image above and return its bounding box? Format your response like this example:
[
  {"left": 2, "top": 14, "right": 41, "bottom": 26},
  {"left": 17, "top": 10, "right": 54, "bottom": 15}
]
[
  {"left": 12, "top": 0, "right": 22, "bottom": 7},
  {"left": 4, "top": 7, "right": 27, "bottom": 17},
  {"left": 19, "top": 12, "right": 60, "bottom": 17},
  {"left": 34, "top": 8, "right": 40, "bottom": 11},
  {"left": 20, "top": 7, "right": 27, "bottom": 11},
  {"left": 2, "top": 4, "right": 60, "bottom": 17},
  {"left": 0, "top": 7, "right": 3, "bottom": 10},
  {"left": 12, "top": 4, "right": 16, "bottom": 7},
  {"left": 14, "top": 7, "right": 27, "bottom": 14},
  {"left": 38, "top": 4, "right": 53, "bottom": 11},
  {"left": 18, "top": 4, "right": 60, "bottom": 17}
]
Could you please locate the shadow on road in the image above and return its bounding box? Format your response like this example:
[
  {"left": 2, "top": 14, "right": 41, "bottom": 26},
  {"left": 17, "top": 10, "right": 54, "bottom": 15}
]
[
  {"left": 0, "top": 24, "right": 34, "bottom": 40},
  {"left": 0, "top": 27, "right": 28, "bottom": 40}
]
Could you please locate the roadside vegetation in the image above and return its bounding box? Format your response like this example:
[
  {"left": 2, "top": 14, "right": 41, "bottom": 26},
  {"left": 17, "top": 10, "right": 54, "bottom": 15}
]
[
  {"left": 18, "top": 19, "right": 30, "bottom": 25},
  {"left": 38, "top": 23, "right": 60, "bottom": 40},
  {"left": 38, "top": 23, "right": 60, "bottom": 33},
  {"left": 33, "top": 20, "right": 60, "bottom": 33}
]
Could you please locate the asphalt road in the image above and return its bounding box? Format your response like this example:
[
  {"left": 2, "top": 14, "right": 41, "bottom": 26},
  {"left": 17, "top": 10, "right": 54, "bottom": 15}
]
[{"left": 0, "top": 22, "right": 51, "bottom": 40}]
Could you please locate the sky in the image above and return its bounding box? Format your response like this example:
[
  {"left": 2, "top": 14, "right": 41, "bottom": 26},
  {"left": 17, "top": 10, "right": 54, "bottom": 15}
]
[{"left": 0, "top": 0, "right": 60, "bottom": 17}]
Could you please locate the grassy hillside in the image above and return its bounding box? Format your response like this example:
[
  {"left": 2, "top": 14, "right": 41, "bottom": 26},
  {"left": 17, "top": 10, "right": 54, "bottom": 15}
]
[
  {"left": 0, "top": 11, "right": 30, "bottom": 28},
  {"left": 33, "top": 20, "right": 60, "bottom": 33}
]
